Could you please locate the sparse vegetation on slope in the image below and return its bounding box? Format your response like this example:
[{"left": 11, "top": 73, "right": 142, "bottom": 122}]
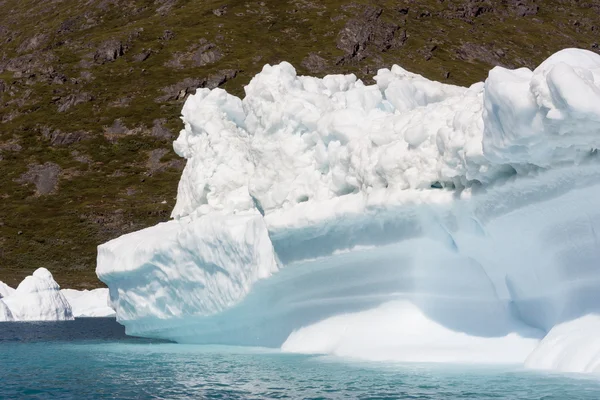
[{"left": 0, "top": 0, "right": 599, "bottom": 288}]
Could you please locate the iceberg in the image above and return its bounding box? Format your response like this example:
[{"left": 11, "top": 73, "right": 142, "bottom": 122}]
[
  {"left": 2, "top": 268, "right": 73, "bottom": 321},
  {"left": 97, "top": 48, "right": 600, "bottom": 372},
  {"left": 0, "top": 270, "right": 115, "bottom": 321}
]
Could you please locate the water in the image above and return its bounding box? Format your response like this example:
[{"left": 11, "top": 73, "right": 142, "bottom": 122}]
[{"left": 1, "top": 319, "right": 600, "bottom": 399}]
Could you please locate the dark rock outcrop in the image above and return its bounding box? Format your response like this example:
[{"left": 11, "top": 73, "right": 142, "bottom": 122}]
[
  {"left": 336, "top": 5, "right": 406, "bottom": 65},
  {"left": 206, "top": 69, "right": 238, "bottom": 89},
  {"left": 56, "top": 92, "right": 94, "bottom": 113},
  {"left": 42, "top": 127, "right": 90, "bottom": 146},
  {"left": 192, "top": 42, "right": 224, "bottom": 67},
  {"left": 94, "top": 40, "right": 126, "bottom": 64},
  {"left": 156, "top": 78, "right": 205, "bottom": 102}
]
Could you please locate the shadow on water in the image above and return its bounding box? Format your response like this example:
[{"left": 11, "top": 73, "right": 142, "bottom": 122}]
[{"left": 0, "top": 318, "right": 171, "bottom": 343}]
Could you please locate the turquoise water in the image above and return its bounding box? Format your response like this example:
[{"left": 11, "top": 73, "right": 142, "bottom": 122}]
[{"left": 1, "top": 319, "right": 600, "bottom": 399}]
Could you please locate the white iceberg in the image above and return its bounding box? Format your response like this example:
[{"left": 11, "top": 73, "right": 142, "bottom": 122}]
[
  {"left": 2, "top": 268, "right": 73, "bottom": 321},
  {"left": 0, "top": 270, "right": 114, "bottom": 321},
  {"left": 61, "top": 288, "right": 116, "bottom": 318},
  {"left": 97, "top": 48, "right": 600, "bottom": 372}
]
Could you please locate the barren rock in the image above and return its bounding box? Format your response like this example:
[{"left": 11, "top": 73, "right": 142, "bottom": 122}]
[
  {"left": 156, "top": 78, "right": 205, "bottom": 102},
  {"left": 156, "top": 0, "right": 177, "bottom": 15},
  {"left": 71, "top": 150, "right": 91, "bottom": 164},
  {"left": 152, "top": 119, "right": 173, "bottom": 139},
  {"left": 17, "top": 33, "right": 48, "bottom": 53},
  {"left": 42, "top": 128, "right": 90, "bottom": 146},
  {"left": 213, "top": 5, "right": 227, "bottom": 16},
  {"left": 94, "top": 40, "right": 126, "bottom": 64},
  {"left": 301, "top": 53, "right": 328, "bottom": 73},
  {"left": 105, "top": 119, "right": 129, "bottom": 135},
  {"left": 161, "top": 30, "right": 174, "bottom": 41},
  {"left": 133, "top": 49, "right": 152, "bottom": 62},
  {"left": 16, "top": 162, "right": 62, "bottom": 196},
  {"left": 192, "top": 43, "right": 223, "bottom": 67},
  {"left": 56, "top": 92, "right": 93, "bottom": 113},
  {"left": 336, "top": 4, "right": 406, "bottom": 65},
  {"left": 206, "top": 69, "right": 238, "bottom": 89}
]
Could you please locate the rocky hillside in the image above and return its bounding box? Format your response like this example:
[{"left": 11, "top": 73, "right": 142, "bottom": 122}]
[{"left": 0, "top": 0, "right": 598, "bottom": 288}]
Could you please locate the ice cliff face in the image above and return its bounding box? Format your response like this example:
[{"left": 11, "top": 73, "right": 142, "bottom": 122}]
[{"left": 97, "top": 48, "right": 600, "bottom": 373}]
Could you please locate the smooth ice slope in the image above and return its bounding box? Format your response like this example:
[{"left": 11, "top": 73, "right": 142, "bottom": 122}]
[
  {"left": 98, "top": 49, "right": 600, "bottom": 372},
  {"left": 525, "top": 315, "right": 600, "bottom": 373},
  {"left": 2, "top": 268, "right": 73, "bottom": 321},
  {"left": 61, "top": 288, "right": 115, "bottom": 318},
  {"left": 282, "top": 301, "right": 540, "bottom": 364}
]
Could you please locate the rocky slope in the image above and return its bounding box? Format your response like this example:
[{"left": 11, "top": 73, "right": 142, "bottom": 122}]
[{"left": 0, "top": 0, "right": 599, "bottom": 288}]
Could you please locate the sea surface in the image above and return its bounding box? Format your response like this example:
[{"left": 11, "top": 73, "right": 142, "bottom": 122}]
[{"left": 1, "top": 318, "right": 600, "bottom": 399}]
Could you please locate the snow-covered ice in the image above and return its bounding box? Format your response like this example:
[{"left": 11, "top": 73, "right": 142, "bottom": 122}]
[
  {"left": 0, "top": 269, "right": 114, "bottom": 321},
  {"left": 61, "top": 288, "right": 115, "bottom": 318},
  {"left": 2, "top": 268, "right": 73, "bottom": 321},
  {"left": 97, "top": 48, "right": 600, "bottom": 373}
]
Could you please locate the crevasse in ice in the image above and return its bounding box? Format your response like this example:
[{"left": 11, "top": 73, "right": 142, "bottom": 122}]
[{"left": 97, "top": 48, "right": 600, "bottom": 373}]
